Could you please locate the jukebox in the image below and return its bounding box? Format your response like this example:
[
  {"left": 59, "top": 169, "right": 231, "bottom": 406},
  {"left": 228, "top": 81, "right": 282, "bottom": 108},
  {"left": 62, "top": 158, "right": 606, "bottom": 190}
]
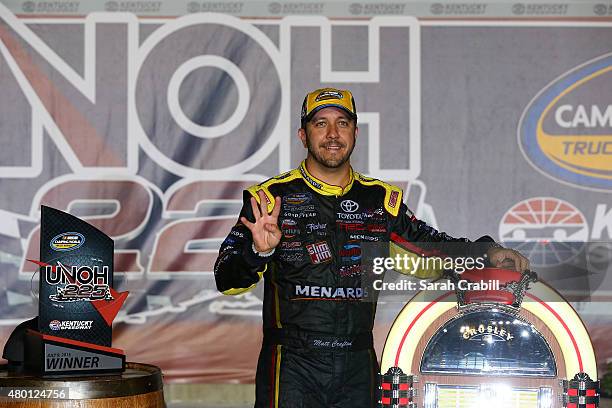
[{"left": 379, "top": 268, "right": 600, "bottom": 408}]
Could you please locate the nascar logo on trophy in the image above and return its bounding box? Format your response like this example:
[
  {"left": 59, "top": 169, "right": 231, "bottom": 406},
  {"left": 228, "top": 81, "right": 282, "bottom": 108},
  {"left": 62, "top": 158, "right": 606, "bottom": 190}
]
[{"left": 2, "top": 206, "right": 128, "bottom": 375}]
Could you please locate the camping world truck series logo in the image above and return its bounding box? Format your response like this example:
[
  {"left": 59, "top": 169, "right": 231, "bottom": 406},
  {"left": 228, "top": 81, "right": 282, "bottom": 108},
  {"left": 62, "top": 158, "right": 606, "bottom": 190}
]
[
  {"left": 50, "top": 232, "right": 85, "bottom": 252},
  {"left": 518, "top": 53, "right": 612, "bottom": 191},
  {"left": 498, "top": 197, "right": 589, "bottom": 267}
]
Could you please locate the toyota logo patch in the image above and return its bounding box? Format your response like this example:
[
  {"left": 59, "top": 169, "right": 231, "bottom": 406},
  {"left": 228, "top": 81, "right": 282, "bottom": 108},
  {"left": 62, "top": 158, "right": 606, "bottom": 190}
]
[{"left": 340, "top": 200, "right": 359, "bottom": 213}]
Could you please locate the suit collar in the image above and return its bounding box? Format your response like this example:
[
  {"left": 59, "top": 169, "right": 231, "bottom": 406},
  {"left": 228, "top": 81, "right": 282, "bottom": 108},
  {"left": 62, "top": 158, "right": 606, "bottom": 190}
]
[{"left": 298, "top": 160, "right": 355, "bottom": 196}]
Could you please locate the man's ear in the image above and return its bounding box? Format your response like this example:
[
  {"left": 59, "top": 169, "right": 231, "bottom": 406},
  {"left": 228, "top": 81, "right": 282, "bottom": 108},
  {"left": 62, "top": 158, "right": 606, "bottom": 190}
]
[
  {"left": 354, "top": 125, "right": 359, "bottom": 140},
  {"left": 298, "top": 128, "right": 307, "bottom": 148}
]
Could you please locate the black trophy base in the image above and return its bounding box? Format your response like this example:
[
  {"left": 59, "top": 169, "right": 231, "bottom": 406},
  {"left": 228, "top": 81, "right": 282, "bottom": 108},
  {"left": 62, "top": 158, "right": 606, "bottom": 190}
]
[{"left": 25, "top": 330, "right": 125, "bottom": 376}]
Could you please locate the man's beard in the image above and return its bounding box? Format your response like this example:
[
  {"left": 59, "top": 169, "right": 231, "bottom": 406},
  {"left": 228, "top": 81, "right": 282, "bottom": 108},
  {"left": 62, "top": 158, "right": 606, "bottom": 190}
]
[{"left": 305, "top": 135, "right": 355, "bottom": 169}]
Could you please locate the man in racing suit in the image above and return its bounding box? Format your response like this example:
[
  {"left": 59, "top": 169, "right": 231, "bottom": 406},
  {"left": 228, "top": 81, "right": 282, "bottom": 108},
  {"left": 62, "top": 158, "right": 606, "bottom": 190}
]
[{"left": 214, "top": 88, "right": 529, "bottom": 408}]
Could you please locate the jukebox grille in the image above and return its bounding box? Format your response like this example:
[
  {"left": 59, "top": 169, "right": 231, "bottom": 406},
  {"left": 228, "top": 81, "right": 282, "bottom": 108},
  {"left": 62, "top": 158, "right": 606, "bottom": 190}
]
[
  {"left": 426, "top": 384, "right": 551, "bottom": 408},
  {"left": 436, "top": 385, "right": 479, "bottom": 408}
]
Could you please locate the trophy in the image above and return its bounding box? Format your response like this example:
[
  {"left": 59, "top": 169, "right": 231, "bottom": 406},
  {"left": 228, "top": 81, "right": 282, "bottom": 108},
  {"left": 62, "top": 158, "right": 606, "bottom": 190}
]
[{"left": 2, "top": 205, "right": 128, "bottom": 375}]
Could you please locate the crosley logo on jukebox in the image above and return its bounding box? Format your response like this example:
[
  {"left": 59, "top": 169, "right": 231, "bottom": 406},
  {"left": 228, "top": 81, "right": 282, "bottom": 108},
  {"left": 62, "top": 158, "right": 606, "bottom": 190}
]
[{"left": 518, "top": 53, "right": 612, "bottom": 191}]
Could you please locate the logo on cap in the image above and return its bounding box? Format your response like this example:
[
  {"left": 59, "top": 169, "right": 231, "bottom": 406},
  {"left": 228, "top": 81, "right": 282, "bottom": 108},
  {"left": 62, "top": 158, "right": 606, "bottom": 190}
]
[{"left": 315, "top": 90, "right": 344, "bottom": 102}]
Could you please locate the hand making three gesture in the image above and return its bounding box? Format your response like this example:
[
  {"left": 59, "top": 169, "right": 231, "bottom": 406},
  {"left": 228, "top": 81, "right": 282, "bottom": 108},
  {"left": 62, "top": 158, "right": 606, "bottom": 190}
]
[{"left": 240, "top": 190, "right": 282, "bottom": 253}]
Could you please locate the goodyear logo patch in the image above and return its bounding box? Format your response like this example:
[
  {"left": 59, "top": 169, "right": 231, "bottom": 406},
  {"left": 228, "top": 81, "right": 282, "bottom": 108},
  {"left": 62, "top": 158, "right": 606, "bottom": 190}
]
[
  {"left": 519, "top": 53, "right": 612, "bottom": 190},
  {"left": 50, "top": 232, "right": 85, "bottom": 252}
]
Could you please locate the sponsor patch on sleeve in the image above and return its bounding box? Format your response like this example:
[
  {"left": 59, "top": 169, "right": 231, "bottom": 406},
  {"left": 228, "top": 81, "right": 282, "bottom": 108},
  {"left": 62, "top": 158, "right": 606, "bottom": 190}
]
[{"left": 388, "top": 190, "right": 399, "bottom": 209}]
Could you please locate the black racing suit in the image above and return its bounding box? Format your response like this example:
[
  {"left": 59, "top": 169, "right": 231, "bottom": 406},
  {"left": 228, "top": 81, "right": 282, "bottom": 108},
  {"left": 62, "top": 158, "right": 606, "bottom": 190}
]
[{"left": 214, "top": 161, "right": 494, "bottom": 408}]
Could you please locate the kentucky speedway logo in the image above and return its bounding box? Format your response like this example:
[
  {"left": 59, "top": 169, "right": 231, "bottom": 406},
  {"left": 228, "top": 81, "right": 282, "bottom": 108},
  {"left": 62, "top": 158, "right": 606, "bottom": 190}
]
[
  {"left": 498, "top": 197, "right": 588, "bottom": 267},
  {"left": 518, "top": 53, "right": 612, "bottom": 191}
]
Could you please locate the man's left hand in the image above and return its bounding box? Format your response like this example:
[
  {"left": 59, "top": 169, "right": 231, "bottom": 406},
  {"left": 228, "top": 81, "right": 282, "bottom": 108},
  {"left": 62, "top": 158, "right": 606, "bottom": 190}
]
[{"left": 487, "top": 247, "right": 530, "bottom": 272}]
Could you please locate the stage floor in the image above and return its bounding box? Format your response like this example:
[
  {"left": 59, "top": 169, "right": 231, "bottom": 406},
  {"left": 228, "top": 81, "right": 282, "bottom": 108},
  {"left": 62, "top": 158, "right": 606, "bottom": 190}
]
[
  {"left": 163, "top": 382, "right": 612, "bottom": 407},
  {"left": 167, "top": 402, "right": 612, "bottom": 408}
]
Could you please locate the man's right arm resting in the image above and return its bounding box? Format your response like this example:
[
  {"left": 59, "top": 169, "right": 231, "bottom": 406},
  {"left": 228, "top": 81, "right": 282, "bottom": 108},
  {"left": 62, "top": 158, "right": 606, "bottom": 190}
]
[{"left": 214, "top": 191, "right": 270, "bottom": 295}]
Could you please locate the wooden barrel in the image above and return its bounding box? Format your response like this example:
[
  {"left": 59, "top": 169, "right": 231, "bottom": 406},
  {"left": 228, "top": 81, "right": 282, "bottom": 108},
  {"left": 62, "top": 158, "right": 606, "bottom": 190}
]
[{"left": 0, "top": 362, "right": 164, "bottom": 407}]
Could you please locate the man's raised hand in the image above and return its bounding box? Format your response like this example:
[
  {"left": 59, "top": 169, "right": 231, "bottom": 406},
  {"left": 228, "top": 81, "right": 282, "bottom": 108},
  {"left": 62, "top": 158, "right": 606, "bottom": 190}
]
[{"left": 240, "top": 190, "right": 282, "bottom": 253}]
